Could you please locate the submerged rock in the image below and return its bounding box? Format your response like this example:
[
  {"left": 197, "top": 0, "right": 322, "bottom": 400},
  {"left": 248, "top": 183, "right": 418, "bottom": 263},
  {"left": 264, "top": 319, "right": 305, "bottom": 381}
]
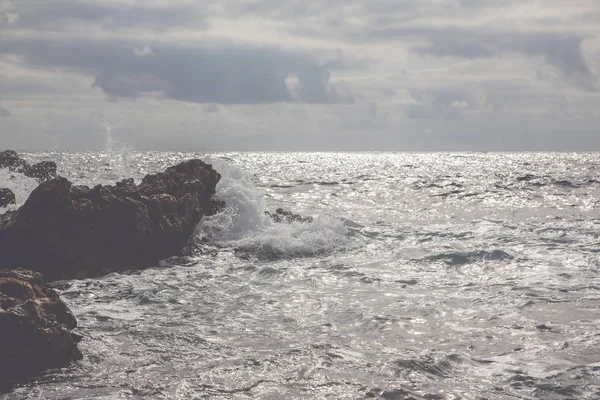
[
  {"left": 0, "top": 188, "right": 15, "bottom": 208},
  {"left": 0, "top": 159, "right": 221, "bottom": 281},
  {"left": 0, "top": 150, "right": 57, "bottom": 183},
  {"left": 0, "top": 268, "right": 82, "bottom": 392},
  {"left": 266, "top": 207, "right": 314, "bottom": 224}
]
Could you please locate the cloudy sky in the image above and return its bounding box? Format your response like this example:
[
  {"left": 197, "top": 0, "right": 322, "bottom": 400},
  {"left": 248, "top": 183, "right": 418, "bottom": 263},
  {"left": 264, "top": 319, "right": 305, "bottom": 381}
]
[{"left": 1, "top": 0, "right": 599, "bottom": 151}]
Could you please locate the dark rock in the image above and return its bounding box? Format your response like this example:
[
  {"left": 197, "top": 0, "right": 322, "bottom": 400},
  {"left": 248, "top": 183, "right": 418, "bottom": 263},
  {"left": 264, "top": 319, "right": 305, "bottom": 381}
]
[
  {"left": 28, "top": 161, "right": 58, "bottom": 183},
  {"left": 266, "top": 207, "right": 313, "bottom": 224},
  {"left": 0, "top": 160, "right": 221, "bottom": 281},
  {"left": 0, "top": 150, "right": 57, "bottom": 183},
  {"left": 0, "top": 268, "right": 82, "bottom": 392},
  {"left": 0, "top": 150, "right": 29, "bottom": 174},
  {"left": 0, "top": 188, "right": 15, "bottom": 208}
]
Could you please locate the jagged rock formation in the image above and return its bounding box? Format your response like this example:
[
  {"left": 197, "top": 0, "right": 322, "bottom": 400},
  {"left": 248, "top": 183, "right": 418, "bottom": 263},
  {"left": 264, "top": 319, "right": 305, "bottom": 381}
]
[
  {"left": 0, "top": 150, "right": 29, "bottom": 174},
  {"left": 0, "top": 159, "right": 222, "bottom": 281},
  {"left": 266, "top": 207, "right": 314, "bottom": 224},
  {"left": 27, "top": 161, "right": 58, "bottom": 183},
  {"left": 0, "top": 188, "right": 15, "bottom": 208},
  {"left": 0, "top": 269, "right": 82, "bottom": 392},
  {"left": 0, "top": 150, "right": 57, "bottom": 183}
]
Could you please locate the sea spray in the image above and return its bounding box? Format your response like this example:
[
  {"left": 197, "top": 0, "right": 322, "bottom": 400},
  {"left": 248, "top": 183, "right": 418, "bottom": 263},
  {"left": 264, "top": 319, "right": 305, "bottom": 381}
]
[
  {"left": 86, "top": 115, "right": 134, "bottom": 183},
  {"left": 0, "top": 168, "right": 39, "bottom": 213},
  {"left": 197, "top": 158, "right": 349, "bottom": 259}
]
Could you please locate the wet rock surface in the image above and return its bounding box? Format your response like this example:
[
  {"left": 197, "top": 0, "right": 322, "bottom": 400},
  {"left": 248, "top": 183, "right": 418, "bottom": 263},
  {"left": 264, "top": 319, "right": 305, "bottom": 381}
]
[
  {"left": 0, "top": 150, "right": 57, "bottom": 183},
  {"left": 0, "top": 268, "right": 82, "bottom": 392},
  {"left": 27, "top": 161, "right": 58, "bottom": 183},
  {"left": 0, "top": 188, "right": 15, "bottom": 208},
  {"left": 0, "top": 159, "right": 221, "bottom": 281},
  {"left": 0, "top": 150, "right": 29, "bottom": 174},
  {"left": 266, "top": 207, "right": 314, "bottom": 224}
]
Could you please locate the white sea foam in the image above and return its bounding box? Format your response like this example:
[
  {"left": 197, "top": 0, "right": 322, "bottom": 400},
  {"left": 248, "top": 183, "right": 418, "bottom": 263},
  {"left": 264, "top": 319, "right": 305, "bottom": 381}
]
[
  {"left": 0, "top": 169, "right": 39, "bottom": 214},
  {"left": 86, "top": 115, "right": 134, "bottom": 183},
  {"left": 196, "top": 159, "right": 349, "bottom": 258}
]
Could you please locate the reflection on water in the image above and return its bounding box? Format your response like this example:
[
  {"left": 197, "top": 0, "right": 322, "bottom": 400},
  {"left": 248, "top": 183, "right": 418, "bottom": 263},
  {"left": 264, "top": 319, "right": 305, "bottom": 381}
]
[{"left": 2, "top": 152, "right": 600, "bottom": 399}]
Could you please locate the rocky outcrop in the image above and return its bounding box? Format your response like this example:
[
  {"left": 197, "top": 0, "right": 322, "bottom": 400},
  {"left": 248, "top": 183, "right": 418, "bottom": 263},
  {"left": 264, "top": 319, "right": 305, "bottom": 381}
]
[
  {"left": 0, "top": 159, "right": 221, "bottom": 281},
  {"left": 0, "top": 150, "right": 29, "bottom": 174},
  {"left": 27, "top": 161, "right": 57, "bottom": 183},
  {"left": 0, "top": 268, "right": 82, "bottom": 392},
  {"left": 0, "top": 188, "right": 15, "bottom": 208},
  {"left": 0, "top": 150, "right": 57, "bottom": 183},
  {"left": 266, "top": 208, "right": 314, "bottom": 224}
]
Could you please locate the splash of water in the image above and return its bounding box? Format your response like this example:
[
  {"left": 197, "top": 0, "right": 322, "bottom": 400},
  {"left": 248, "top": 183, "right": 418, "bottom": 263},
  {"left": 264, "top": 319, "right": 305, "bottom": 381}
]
[
  {"left": 196, "top": 159, "right": 349, "bottom": 259},
  {"left": 0, "top": 169, "right": 38, "bottom": 214},
  {"left": 86, "top": 115, "right": 133, "bottom": 182}
]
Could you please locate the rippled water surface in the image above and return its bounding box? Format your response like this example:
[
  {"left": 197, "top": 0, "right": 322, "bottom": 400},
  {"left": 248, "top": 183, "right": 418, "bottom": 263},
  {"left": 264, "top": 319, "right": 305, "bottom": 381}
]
[{"left": 3, "top": 152, "right": 600, "bottom": 399}]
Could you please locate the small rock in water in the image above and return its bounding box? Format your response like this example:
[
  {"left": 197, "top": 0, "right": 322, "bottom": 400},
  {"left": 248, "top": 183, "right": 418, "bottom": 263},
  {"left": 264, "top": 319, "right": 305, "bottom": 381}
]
[
  {"left": 536, "top": 324, "right": 554, "bottom": 331},
  {"left": 265, "top": 207, "right": 313, "bottom": 224}
]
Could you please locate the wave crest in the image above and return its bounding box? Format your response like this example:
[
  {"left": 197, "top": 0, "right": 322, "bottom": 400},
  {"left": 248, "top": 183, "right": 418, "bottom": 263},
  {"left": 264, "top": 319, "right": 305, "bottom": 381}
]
[{"left": 196, "top": 159, "right": 349, "bottom": 259}]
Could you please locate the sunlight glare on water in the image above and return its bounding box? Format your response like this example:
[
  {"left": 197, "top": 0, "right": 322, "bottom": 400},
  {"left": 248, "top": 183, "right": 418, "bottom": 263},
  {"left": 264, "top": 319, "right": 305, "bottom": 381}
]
[{"left": 2, "top": 152, "right": 600, "bottom": 399}]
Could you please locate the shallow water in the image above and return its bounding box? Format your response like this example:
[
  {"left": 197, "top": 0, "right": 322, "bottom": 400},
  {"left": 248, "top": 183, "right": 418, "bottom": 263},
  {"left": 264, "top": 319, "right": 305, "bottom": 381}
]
[{"left": 2, "top": 152, "right": 600, "bottom": 399}]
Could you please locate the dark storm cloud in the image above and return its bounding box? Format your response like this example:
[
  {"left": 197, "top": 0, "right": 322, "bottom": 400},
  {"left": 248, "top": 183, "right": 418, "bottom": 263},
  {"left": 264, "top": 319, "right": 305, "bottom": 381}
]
[
  {"left": 12, "top": 1, "right": 207, "bottom": 30},
  {"left": 291, "top": 64, "right": 354, "bottom": 104},
  {"left": 0, "top": 39, "right": 352, "bottom": 105},
  {"left": 0, "top": 107, "right": 11, "bottom": 117},
  {"left": 412, "top": 31, "right": 590, "bottom": 76},
  {"left": 365, "top": 27, "right": 597, "bottom": 91}
]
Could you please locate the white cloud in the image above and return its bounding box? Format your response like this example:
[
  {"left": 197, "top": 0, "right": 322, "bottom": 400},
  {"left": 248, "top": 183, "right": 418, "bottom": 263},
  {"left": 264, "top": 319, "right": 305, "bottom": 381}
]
[
  {"left": 0, "top": 0, "right": 18, "bottom": 23},
  {"left": 452, "top": 101, "right": 469, "bottom": 109},
  {"left": 133, "top": 46, "right": 154, "bottom": 57}
]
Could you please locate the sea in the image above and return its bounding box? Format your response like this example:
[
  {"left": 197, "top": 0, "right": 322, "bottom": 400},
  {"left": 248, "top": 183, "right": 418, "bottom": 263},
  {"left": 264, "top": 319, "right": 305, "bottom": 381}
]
[{"left": 2, "top": 151, "right": 600, "bottom": 399}]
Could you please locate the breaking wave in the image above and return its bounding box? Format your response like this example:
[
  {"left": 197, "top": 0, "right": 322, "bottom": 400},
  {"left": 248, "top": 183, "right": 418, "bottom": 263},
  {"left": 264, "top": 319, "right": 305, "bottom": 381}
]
[
  {"left": 196, "top": 159, "right": 349, "bottom": 259},
  {"left": 0, "top": 169, "right": 39, "bottom": 214}
]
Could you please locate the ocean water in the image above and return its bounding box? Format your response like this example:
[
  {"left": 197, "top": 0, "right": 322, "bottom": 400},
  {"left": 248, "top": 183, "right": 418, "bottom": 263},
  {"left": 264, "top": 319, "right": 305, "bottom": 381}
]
[{"left": 2, "top": 151, "right": 600, "bottom": 399}]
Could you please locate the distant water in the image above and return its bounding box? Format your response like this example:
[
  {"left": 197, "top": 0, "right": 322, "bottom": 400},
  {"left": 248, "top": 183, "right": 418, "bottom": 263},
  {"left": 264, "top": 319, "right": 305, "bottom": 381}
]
[{"left": 2, "top": 152, "right": 600, "bottom": 399}]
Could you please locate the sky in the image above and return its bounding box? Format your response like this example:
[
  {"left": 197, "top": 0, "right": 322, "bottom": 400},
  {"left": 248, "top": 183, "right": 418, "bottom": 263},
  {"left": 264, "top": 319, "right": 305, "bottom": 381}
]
[{"left": 0, "top": 0, "right": 599, "bottom": 151}]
